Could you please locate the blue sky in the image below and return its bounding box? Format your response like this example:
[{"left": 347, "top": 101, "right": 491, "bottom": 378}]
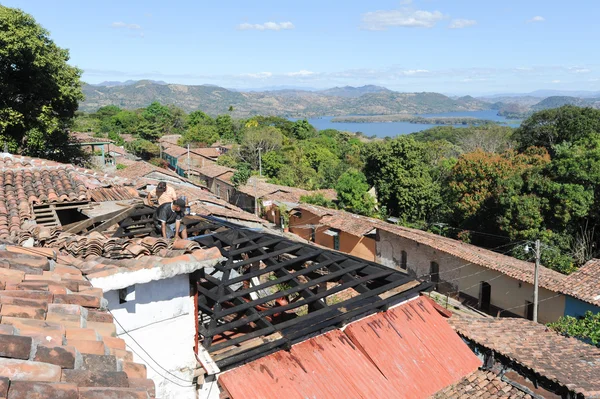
[{"left": 4, "top": 0, "right": 600, "bottom": 94}]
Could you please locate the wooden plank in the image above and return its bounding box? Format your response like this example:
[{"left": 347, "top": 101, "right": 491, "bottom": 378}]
[
  {"left": 62, "top": 208, "right": 128, "bottom": 234},
  {"left": 88, "top": 206, "right": 136, "bottom": 233},
  {"left": 195, "top": 345, "right": 221, "bottom": 375},
  {"left": 211, "top": 332, "right": 283, "bottom": 361}
]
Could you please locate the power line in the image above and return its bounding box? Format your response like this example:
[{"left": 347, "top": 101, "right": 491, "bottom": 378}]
[{"left": 79, "top": 274, "right": 197, "bottom": 386}]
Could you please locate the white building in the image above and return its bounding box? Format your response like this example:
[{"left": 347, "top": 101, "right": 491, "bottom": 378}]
[{"left": 87, "top": 248, "right": 225, "bottom": 399}]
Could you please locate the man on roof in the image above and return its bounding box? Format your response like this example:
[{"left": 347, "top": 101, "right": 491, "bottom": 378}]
[
  {"left": 154, "top": 198, "right": 188, "bottom": 239},
  {"left": 147, "top": 181, "right": 178, "bottom": 207}
]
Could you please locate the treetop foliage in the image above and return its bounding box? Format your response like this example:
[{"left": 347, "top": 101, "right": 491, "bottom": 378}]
[{"left": 0, "top": 5, "right": 84, "bottom": 162}]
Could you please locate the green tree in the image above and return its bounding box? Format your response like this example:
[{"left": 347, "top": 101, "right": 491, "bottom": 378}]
[
  {"left": 549, "top": 311, "right": 600, "bottom": 346},
  {"left": 335, "top": 170, "right": 376, "bottom": 216},
  {"left": 239, "top": 126, "right": 284, "bottom": 170},
  {"left": 292, "top": 119, "right": 316, "bottom": 140},
  {"left": 231, "top": 163, "right": 252, "bottom": 187},
  {"left": 363, "top": 137, "right": 441, "bottom": 223},
  {"left": 300, "top": 193, "right": 336, "bottom": 209},
  {"left": 188, "top": 110, "right": 214, "bottom": 127},
  {"left": 514, "top": 106, "right": 600, "bottom": 155},
  {"left": 0, "top": 5, "right": 83, "bottom": 161},
  {"left": 179, "top": 125, "right": 219, "bottom": 147},
  {"left": 215, "top": 114, "right": 235, "bottom": 142},
  {"left": 125, "top": 138, "right": 160, "bottom": 159}
]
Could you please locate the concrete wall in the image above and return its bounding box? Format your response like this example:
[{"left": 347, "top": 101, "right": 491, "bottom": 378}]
[
  {"left": 564, "top": 296, "right": 600, "bottom": 318},
  {"left": 104, "top": 274, "right": 197, "bottom": 399},
  {"left": 289, "top": 209, "right": 376, "bottom": 261},
  {"left": 376, "top": 229, "right": 565, "bottom": 324}
]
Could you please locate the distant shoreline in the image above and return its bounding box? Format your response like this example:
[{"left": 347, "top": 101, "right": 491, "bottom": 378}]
[{"left": 331, "top": 114, "right": 501, "bottom": 125}]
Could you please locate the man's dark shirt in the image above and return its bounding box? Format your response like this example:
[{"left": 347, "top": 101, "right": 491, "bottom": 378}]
[{"left": 154, "top": 202, "right": 184, "bottom": 228}]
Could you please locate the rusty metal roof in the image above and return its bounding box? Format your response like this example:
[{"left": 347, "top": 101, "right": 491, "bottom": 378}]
[{"left": 219, "top": 297, "right": 481, "bottom": 399}]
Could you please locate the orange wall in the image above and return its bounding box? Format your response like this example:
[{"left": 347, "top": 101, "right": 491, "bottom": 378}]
[{"left": 289, "top": 210, "right": 376, "bottom": 262}]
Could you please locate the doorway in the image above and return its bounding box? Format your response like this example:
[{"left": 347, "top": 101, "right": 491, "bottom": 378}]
[{"left": 479, "top": 282, "right": 491, "bottom": 312}]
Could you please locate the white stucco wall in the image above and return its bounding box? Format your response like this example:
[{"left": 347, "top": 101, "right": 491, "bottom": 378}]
[
  {"left": 104, "top": 274, "right": 198, "bottom": 399},
  {"left": 376, "top": 229, "right": 565, "bottom": 323}
]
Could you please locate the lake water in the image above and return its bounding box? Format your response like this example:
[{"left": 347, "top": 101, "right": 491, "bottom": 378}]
[{"left": 300, "top": 110, "right": 521, "bottom": 138}]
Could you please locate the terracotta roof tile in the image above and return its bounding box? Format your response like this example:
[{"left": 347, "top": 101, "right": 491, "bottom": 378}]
[
  {"left": 191, "top": 164, "right": 235, "bottom": 179},
  {"left": 0, "top": 250, "right": 156, "bottom": 397},
  {"left": 449, "top": 316, "right": 600, "bottom": 397},
  {"left": 431, "top": 370, "right": 532, "bottom": 398},
  {"left": 559, "top": 258, "right": 600, "bottom": 307},
  {"left": 293, "top": 204, "right": 567, "bottom": 292}
]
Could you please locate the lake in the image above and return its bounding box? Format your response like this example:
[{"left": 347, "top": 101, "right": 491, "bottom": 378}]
[{"left": 299, "top": 110, "right": 521, "bottom": 138}]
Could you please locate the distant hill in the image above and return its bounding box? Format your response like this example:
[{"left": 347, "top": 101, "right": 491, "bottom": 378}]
[
  {"left": 317, "top": 85, "right": 391, "bottom": 98},
  {"left": 80, "top": 81, "right": 492, "bottom": 117},
  {"left": 91, "top": 79, "right": 168, "bottom": 87},
  {"left": 531, "top": 96, "right": 600, "bottom": 111}
]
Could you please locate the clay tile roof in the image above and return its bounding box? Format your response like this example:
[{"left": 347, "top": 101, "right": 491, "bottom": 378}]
[
  {"left": 449, "top": 316, "right": 600, "bottom": 397},
  {"left": 378, "top": 223, "right": 567, "bottom": 292},
  {"left": 114, "top": 159, "right": 182, "bottom": 182},
  {"left": 189, "top": 147, "right": 220, "bottom": 159},
  {"left": 431, "top": 370, "right": 532, "bottom": 398},
  {"left": 162, "top": 145, "right": 188, "bottom": 158},
  {"left": 559, "top": 258, "right": 600, "bottom": 307},
  {"left": 0, "top": 249, "right": 156, "bottom": 398},
  {"left": 292, "top": 204, "right": 567, "bottom": 292},
  {"left": 192, "top": 164, "right": 235, "bottom": 179},
  {"left": 0, "top": 154, "right": 130, "bottom": 240}
]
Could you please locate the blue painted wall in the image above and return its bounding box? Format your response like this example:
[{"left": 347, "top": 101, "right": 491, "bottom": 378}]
[{"left": 564, "top": 296, "right": 600, "bottom": 318}]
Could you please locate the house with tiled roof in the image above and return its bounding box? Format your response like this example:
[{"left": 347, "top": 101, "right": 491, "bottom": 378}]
[
  {"left": 219, "top": 296, "right": 482, "bottom": 399},
  {"left": 0, "top": 245, "right": 159, "bottom": 398},
  {"left": 449, "top": 316, "right": 600, "bottom": 398},
  {"left": 0, "top": 153, "right": 138, "bottom": 235},
  {"left": 559, "top": 258, "right": 600, "bottom": 317},
  {"left": 288, "top": 204, "right": 567, "bottom": 323}
]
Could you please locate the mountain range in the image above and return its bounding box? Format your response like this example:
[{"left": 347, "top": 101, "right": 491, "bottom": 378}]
[{"left": 80, "top": 80, "right": 600, "bottom": 118}]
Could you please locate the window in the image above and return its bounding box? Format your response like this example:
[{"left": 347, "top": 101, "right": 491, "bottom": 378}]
[
  {"left": 226, "top": 189, "right": 230, "bottom": 202},
  {"left": 216, "top": 183, "right": 221, "bottom": 198},
  {"left": 310, "top": 227, "right": 316, "bottom": 242},
  {"left": 333, "top": 234, "right": 340, "bottom": 250},
  {"left": 400, "top": 250, "right": 407, "bottom": 270}
]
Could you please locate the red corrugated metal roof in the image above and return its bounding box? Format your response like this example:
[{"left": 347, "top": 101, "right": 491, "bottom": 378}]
[{"left": 219, "top": 297, "right": 481, "bottom": 399}]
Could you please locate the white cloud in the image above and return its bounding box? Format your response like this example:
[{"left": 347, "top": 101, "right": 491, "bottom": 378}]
[
  {"left": 449, "top": 19, "right": 477, "bottom": 29},
  {"left": 111, "top": 21, "right": 141, "bottom": 30},
  {"left": 237, "top": 22, "right": 294, "bottom": 31},
  {"left": 398, "top": 69, "right": 430, "bottom": 76},
  {"left": 570, "top": 67, "right": 592, "bottom": 74},
  {"left": 286, "top": 70, "right": 316, "bottom": 77},
  {"left": 240, "top": 72, "right": 273, "bottom": 79},
  {"left": 552, "top": 80, "right": 561, "bottom": 83},
  {"left": 362, "top": 8, "right": 446, "bottom": 30},
  {"left": 400, "top": 0, "right": 413, "bottom": 4},
  {"left": 527, "top": 16, "right": 545, "bottom": 23}
]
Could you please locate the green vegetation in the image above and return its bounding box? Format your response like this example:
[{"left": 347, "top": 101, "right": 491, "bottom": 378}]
[
  {"left": 549, "top": 311, "right": 600, "bottom": 346},
  {"left": 72, "top": 100, "right": 600, "bottom": 274},
  {"left": 0, "top": 5, "right": 84, "bottom": 163}
]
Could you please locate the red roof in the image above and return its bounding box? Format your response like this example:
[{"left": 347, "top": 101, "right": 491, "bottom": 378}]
[
  {"left": 559, "top": 258, "right": 600, "bottom": 307},
  {"left": 219, "top": 297, "right": 481, "bottom": 399}
]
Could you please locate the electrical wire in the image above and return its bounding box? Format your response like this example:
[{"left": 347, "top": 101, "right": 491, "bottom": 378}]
[{"left": 80, "top": 274, "right": 197, "bottom": 387}]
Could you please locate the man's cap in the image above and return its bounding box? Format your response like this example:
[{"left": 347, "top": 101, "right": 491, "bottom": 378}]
[
  {"left": 157, "top": 182, "right": 167, "bottom": 189},
  {"left": 173, "top": 198, "right": 186, "bottom": 207}
]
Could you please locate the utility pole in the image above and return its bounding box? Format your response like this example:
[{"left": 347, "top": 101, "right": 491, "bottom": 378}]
[
  {"left": 258, "top": 147, "right": 263, "bottom": 177},
  {"left": 253, "top": 177, "right": 258, "bottom": 216},
  {"left": 187, "top": 143, "right": 191, "bottom": 177},
  {"left": 533, "top": 239, "right": 540, "bottom": 323}
]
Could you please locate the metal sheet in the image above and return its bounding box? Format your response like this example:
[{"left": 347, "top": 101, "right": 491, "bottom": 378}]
[
  {"left": 219, "top": 297, "right": 481, "bottom": 399},
  {"left": 345, "top": 297, "right": 482, "bottom": 398}
]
